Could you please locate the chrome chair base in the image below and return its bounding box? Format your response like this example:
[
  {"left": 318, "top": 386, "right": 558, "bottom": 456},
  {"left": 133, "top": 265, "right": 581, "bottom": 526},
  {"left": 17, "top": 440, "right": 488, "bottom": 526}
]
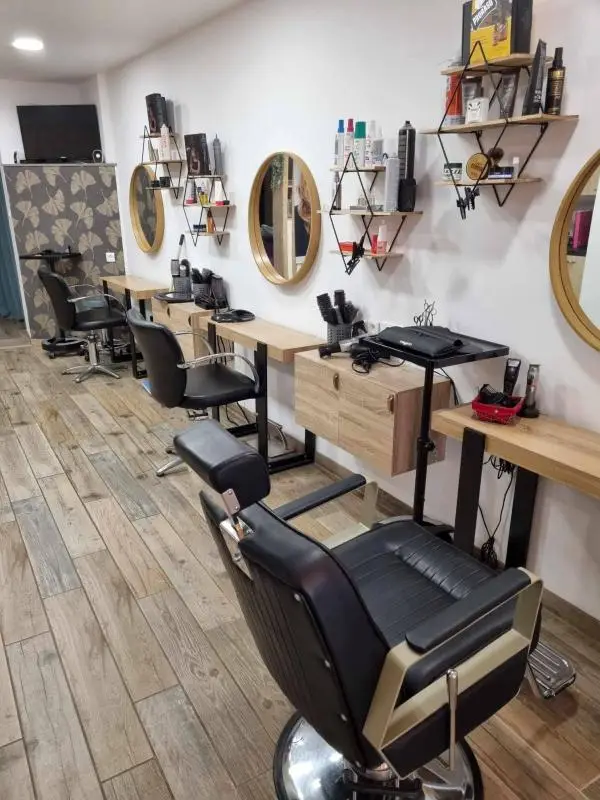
[
  {"left": 273, "top": 714, "right": 483, "bottom": 800},
  {"left": 62, "top": 333, "right": 123, "bottom": 383}
]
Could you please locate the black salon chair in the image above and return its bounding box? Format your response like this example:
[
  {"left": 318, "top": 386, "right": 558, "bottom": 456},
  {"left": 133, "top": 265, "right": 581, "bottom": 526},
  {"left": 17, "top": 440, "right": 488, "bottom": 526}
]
[
  {"left": 38, "top": 266, "right": 126, "bottom": 382},
  {"left": 173, "top": 420, "right": 542, "bottom": 800},
  {"left": 127, "top": 309, "right": 261, "bottom": 476}
]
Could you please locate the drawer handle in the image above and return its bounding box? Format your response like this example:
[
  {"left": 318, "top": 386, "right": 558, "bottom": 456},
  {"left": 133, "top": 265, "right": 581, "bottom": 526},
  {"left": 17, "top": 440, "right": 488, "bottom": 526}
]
[
  {"left": 387, "top": 395, "right": 395, "bottom": 414},
  {"left": 333, "top": 373, "right": 340, "bottom": 391},
  {"left": 167, "top": 306, "right": 171, "bottom": 317},
  {"left": 187, "top": 316, "right": 192, "bottom": 327}
]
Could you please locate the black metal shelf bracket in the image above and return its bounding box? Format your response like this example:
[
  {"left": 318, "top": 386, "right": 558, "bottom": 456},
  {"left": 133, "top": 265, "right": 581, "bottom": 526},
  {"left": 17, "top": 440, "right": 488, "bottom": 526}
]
[
  {"left": 436, "top": 41, "right": 551, "bottom": 218},
  {"left": 140, "top": 125, "right": 184, "bottom": 200},
  {"left": 182, "top": 175, "right": 231, "bottom": 247},
  {"left": 328, "top": 152, "right": 415, "bottom": 275}
]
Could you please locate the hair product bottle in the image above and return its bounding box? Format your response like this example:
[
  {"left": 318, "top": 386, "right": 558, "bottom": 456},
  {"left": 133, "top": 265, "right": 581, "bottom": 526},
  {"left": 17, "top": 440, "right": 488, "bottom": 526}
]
[
  {"left": 377, "top": 223, "right": 388, "bottom": 255},
  {"left": 398, "top": 121, "right": 417, "bottom": 212},
  {"left": 343, "top": 119, "right": 355, "bottom": 169},
  {"left": 353, "top": 121, "right": 366, "bottom": 169},
  {"left": 545, "top": 47, "right": 565, "bottom": 115},
  {"left": 332, "top": 171, "right": 342, "bottom": 211},
  {"left": 383, "top": 156, "right": 400, "bottom": 212},
  {"left": 212, "top": 135, "right": 223, "bottom": 175},
  {"left": 335, "top": 120, "right": 345, "bottom": 168},
  {"left": 365, "top": 120, "right": 376, "bottom": 167}
]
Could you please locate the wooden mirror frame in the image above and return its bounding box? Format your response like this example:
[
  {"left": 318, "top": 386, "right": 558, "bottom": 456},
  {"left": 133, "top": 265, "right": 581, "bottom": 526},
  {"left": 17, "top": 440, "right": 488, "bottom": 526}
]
[
  {"left": 129, "top": 165, "right": 165, "bottom": 253},
  {"left": 550, "top": 150, "right": 600, "bottom": 351},
  {"left": 248, "top": 152, "right": 321, "bottom": 285}
]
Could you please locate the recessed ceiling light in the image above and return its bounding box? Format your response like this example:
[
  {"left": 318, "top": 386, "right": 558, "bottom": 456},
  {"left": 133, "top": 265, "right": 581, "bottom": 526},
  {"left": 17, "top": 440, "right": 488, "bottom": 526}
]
[{"left": 12, "top": 37, "right": 44, "bottom": 52}]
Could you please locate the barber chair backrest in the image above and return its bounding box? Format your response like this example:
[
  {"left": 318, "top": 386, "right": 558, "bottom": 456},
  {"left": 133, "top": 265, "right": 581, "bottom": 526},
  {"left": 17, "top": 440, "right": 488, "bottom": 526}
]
[
  {"left": 201, "top": 494, "right": 388, "bottom": 769},
  {"left": 126, "top": 309, "right": 187, "bottom": 408},
  {"left": 38, "top": 266, "right": 76, "bottom": 332}
]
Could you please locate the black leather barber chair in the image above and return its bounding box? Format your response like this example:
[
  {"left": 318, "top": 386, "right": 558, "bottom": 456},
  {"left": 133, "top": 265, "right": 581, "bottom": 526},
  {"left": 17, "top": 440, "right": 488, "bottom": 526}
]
[
  {"left": 38, "top": 266, "right": 126, "bottom": 382},
  {"left": 127, "top": 309, "right": 261, "bottom": 477},
  {"left": 173, "top": 420, "right": 542, "bottom": 800}
]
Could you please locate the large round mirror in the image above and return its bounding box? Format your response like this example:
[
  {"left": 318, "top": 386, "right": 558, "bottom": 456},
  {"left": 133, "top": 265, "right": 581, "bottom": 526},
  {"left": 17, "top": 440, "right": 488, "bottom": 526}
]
[
  {"left": 129, "top": 165, "right": 165, "bottom": 253},
  {"left": 249, "top": 153, "right": 321, "bottom": 285},
  {"left": 551, "top": 151, "right": 600, "bottom": 351}
]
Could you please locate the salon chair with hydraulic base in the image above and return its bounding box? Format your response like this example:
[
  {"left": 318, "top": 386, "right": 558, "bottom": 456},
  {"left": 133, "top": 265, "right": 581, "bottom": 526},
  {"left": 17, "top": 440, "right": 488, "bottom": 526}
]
[
  {"left": 173, "top": 420, "right": 543, "bottom": 800},
  {"left": 38, "top": 266, "right": 126, "bottom": 382},
  {"left": 127, "top": 309, "right": 262, "bottom": 477}
]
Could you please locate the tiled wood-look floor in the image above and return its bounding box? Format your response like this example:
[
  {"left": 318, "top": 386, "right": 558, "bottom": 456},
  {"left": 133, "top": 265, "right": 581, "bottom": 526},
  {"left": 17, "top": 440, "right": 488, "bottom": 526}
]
[{"left": 0, "top": 345, "right": 599, "bottom": 799}]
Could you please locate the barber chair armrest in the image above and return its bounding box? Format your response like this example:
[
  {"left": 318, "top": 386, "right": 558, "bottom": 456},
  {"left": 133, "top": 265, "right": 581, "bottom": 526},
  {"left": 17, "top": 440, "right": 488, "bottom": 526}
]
[
  {"left": 68, "top": 286, "right": 125, "bottom": 313},
  {"left": 177, "top": 352, "right": 260, "bottom": 387},
  {"left": 405, "top": 569, "right": 530, "bottom": 654},
  {"left": 363, "top": 568, "right": 542, "bottom": 752},
  {"left": 173, "top": 330, "right": 214, "bottom": 355},
  {"left": 274, "top": 474, "right": 367, "bottom": 521}
]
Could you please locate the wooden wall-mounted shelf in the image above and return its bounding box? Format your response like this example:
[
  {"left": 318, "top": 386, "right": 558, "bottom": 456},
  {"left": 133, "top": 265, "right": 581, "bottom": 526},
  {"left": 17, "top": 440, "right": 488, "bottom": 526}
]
[
  {"left": 441, "top": 53, "right": 553, "bottom": 77},
  {"left": 422, "top": 113, "right": 579, "bottom": 136},
  {"left": 182, "top": 173, "right": 232, "bottom": 246},
  {"left": 430, "top": 42, "right": 580, "bottom": 216}
]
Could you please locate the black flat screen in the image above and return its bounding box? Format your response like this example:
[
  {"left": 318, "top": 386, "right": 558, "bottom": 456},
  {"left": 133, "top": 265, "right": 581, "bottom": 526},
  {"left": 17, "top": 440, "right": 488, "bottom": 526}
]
[{"left": 17, "top": 104, "right": 101, "bottom": 162}]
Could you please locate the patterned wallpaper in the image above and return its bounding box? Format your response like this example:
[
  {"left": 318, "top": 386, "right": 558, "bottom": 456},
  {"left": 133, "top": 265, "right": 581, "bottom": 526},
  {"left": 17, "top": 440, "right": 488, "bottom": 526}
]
[{"left": 4, "top": 164, "right": 125, "bottom": 338}]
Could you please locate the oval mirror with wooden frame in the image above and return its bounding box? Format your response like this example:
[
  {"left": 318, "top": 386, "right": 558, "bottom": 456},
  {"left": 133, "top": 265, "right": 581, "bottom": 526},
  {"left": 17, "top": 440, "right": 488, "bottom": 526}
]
[
  {"left": 129, "top": 165, "right": 165, "bottom": 253},
  {"left": 249, "top": 152, "right": 321, "bottom": 285},
  {"left": 550, "top": 150, "right": 600, "bottom": 351}
]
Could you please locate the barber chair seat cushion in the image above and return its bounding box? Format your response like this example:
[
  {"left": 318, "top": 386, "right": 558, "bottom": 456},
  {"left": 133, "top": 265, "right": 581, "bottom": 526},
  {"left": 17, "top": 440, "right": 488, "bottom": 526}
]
[
  {"left": 182, "top": 364, "right": 258, "bottom": 409},
  {"left": 334, "top": 520, "right": 517, "bottom": 700}
]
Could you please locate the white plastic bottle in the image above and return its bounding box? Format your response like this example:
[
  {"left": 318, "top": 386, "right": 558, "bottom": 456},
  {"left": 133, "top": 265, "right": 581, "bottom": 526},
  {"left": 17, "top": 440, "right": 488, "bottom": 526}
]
[
  {"left": 343, "top": 118, "right": 355, "bottom": 169},
  {"left": 377, "top": 223, "right": 388, "bottom": 255},
  {"left": 335, "top": 119, "right": 345, "bottom": 168},
  {"left": 383, "top": 157, "right": 400, "bottom": 212},
  {"left": 365, "top": 120, "right": 377, "bottom": 167},
  {"left": 159, "top": 124, "right": 170, "bottom": 162}
]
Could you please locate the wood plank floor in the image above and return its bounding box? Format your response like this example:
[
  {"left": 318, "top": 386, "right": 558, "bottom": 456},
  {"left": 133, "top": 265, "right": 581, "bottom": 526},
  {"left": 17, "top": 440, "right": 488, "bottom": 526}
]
[{"left": 0, "top": 344, "right": 598, "bottom": 799}]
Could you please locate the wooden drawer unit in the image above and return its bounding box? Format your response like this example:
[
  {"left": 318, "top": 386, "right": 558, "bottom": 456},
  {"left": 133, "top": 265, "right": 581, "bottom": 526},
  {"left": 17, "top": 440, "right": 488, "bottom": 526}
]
[
  {"left": 295, "top": 350, "right": 451, "bottom": 477},
  {"left": 150, "top": 300, "right": 210, "bottom": 362}
]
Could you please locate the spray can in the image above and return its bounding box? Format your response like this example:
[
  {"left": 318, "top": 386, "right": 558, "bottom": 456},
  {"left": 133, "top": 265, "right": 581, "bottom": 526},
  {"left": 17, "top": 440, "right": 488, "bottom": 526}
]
[{"left": 212, "top": 135, "right": 223, "bottom": 176}]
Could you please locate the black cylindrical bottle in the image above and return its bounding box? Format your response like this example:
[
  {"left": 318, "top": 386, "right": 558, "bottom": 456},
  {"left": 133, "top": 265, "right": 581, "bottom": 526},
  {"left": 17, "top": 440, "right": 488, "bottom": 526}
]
[
  {"left": 398, "top": 121, "right": 415, "bottom": 179},
  {"left": 545, "top": 47, "right": 566, "bottom": 116},
  {"left": 398, "top": 121, "right": 417, "bottom": 212}
]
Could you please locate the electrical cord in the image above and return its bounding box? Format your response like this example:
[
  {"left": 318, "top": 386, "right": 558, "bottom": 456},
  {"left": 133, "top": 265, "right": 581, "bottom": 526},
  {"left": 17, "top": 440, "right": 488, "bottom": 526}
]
[
  {"left": 352, "top": 350, "right": 405, "bottom": 374},
  {"left": 435, "top": 368, "right": 515, "bottom": 567}
]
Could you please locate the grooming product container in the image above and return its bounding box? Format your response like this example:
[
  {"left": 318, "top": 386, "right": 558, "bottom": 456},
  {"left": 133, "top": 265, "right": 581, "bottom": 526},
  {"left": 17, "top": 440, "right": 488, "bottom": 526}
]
[
  {"left": 383, "top": 157, "right": 400, "bottom": 212},
  {"left": 353, "top": 121, "right": 366, "bottom": 169},
  {"left": 335, "top": 119, "right": 345, "bottom": 168},
  {"left": 545, "top": 47, "right": 565, "bottom": 115},
  {"left": 343, "top": 118, "right": 355, "bottom": 168},
  {"left": 212, "top": 134, "right": 223, "bottom": 175}
]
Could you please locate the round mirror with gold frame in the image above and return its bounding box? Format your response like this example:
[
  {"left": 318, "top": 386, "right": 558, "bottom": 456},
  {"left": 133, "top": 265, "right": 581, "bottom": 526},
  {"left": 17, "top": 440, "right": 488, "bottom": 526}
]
[
  {"left": 249, "top": 152, "right": 321, "bottom": 285},
  {"left": 550, "top": 150, "right": 600, "bottom": 351},
  {"left": 129, "top": 165, "right": 165, "bottom": 253}
]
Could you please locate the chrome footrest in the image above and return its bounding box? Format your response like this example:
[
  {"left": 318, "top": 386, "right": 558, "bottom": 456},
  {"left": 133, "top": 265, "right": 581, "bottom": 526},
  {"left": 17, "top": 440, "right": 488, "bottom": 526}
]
[{"left": 528, "top": 640, "right": 576, "bottom": 698}]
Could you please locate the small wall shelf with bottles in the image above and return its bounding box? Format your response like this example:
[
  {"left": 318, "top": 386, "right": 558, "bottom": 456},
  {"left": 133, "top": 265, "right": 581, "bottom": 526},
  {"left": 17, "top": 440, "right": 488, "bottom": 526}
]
[
  {"left": 140, "top": 126, "right": 184, "bottom": 199},
  {"left": 326, "top": 120, "right": 422, "bottom": 275},
  {"left": 423, "top": 40, "right": 579, "bottom": 218},
  {"left": 182, "top": 175, "right": 233, "bottom": 246}
]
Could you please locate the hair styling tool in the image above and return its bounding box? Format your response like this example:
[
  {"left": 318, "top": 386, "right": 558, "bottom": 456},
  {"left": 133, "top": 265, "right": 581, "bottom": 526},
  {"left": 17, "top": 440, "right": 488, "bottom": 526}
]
[
  {"left": 503, "top": 358, "right": 521, "bottom": 396},
  {"left": 519, "top": 364, "right": 540, "bottom": 418}
]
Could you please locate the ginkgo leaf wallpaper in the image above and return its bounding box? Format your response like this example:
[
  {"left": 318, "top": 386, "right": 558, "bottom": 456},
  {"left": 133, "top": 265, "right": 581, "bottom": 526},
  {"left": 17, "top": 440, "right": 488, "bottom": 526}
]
[{"left": 4, "top": 164, "right": 126, "bottom": 338}]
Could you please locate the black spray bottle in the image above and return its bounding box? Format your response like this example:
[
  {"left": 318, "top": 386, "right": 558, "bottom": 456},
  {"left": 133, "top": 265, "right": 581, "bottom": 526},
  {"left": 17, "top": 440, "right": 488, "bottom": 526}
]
[
  {"left": 397, "top": 121, "right": 416, "bottom": 212},
  {"left": 545, "top": 48, "right": 566, "bottom": 115}
]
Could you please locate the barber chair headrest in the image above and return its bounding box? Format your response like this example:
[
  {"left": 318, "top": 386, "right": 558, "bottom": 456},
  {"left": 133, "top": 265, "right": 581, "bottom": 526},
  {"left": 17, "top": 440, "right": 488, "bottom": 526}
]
[{"left": 173, "top": 420, "right": 270, "bottom": 512}]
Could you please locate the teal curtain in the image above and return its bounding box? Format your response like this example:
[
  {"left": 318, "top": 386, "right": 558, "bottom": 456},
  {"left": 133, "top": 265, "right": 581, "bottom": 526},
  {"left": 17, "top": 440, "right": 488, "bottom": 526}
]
[{"left": 0, "top": 171, "right": 24, "bottom": 319}]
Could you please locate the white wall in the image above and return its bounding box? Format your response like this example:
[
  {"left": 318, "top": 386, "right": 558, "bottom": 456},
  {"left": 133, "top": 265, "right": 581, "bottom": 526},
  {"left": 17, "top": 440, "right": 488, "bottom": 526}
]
[
  {"left": 103, "top": 0, "right": 600, "bottom": 618},
  {"left": 0, "top": 79, "right": 84, "bottom": 161}
]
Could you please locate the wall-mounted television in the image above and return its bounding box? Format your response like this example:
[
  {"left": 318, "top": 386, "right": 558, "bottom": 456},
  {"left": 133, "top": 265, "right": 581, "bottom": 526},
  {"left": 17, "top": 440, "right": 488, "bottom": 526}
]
[{"left": 17, "top": 104, "right": 101, "bottom": 163}]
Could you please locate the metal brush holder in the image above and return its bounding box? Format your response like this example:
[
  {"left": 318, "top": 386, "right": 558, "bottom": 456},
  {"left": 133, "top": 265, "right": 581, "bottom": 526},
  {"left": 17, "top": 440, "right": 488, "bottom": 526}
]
[{"left": 327, "top": 323, "right": 353, "bottom": 345}]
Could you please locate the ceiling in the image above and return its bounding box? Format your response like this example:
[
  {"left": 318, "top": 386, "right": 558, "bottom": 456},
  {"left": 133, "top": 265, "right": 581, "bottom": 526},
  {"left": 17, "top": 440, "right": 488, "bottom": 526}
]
[{"left": 0, "top": 0, "right": 246, "bottom": 82}]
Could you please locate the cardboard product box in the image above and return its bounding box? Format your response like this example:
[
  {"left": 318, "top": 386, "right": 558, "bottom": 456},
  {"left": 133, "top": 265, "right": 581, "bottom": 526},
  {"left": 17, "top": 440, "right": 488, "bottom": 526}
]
[{"left": 469, "top": 0, "right": 532, "bottom": 65}]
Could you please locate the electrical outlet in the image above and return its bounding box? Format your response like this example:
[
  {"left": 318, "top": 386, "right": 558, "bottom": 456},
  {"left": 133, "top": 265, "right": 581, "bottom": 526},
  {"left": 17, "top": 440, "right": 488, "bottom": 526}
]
[{"left": 105, "top": 251, "right": 116, "bottom": 263}]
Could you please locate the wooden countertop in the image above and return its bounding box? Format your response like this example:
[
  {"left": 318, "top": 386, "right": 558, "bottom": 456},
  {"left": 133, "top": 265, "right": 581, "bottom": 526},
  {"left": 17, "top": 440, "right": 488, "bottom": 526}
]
[
  {"left": 195, "top": 316, "right": 323, "bottom": 363},
  {"left": 296, "top": 350, "right": 450, "bottom": 391},
  {"left": 102, "top": 274, "right": 169, "bottom": 300},
  {"left": 432, "top": 405, "right": 600, "bottom": 500}
]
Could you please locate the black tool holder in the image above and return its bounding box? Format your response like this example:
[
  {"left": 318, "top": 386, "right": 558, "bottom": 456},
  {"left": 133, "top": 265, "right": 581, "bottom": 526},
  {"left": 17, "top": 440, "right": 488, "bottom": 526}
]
[
  {"left": 20, "top": 250, "right": 83, "bottom": 356},
  {"left": 436, "top": 41, "right": 565, "bottom": 217},
  {"left": 329, "top": 152, "right": 420, "bottom": 275},
  {"left": 363, "top": 330, "right": 509, "bottom": 525}
]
